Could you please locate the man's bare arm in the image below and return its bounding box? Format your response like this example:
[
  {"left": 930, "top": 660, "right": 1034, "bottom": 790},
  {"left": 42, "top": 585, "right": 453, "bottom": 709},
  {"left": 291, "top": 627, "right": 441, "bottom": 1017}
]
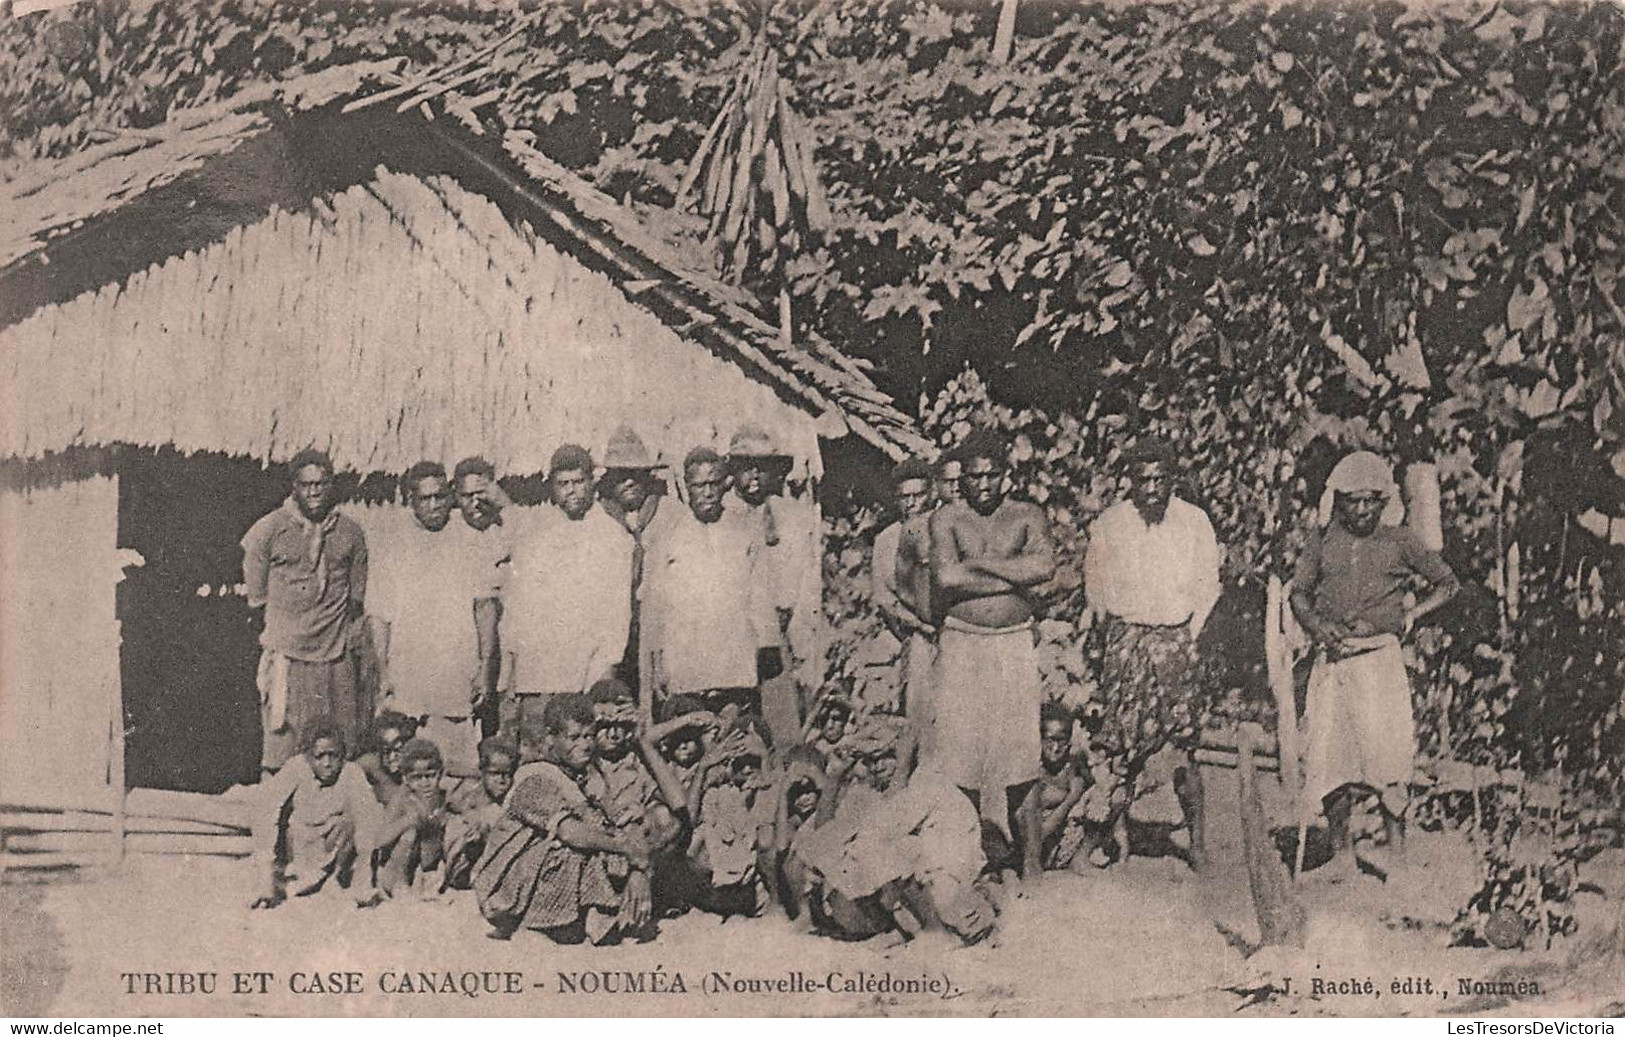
[
  {"left": 967, "top": 508, "right": 1056, "bottom": 586},
  {"left": 929, "top": 511, "right": 1018, "bottom": 596}
]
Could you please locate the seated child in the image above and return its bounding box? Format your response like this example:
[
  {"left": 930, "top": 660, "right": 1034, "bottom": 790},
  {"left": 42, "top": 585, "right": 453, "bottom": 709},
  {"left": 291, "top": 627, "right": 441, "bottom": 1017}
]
[
  {"left": 357, "top": 710, "right": 418, "bottom": 805},
  {"left": 472, "top": 694, "right": 653, "bottom": 944},
  {"left": 769, "top": 745, "right": 828, "bottom": 920},
  {"left": 250, "top": 717, "right": 384, "bottom": 909},
  {"left": 586, "top": 679, "right": 681, "bottom": 854},
  {"left": 678, "top": 727, "right": 775, "bottom": 917},
  {"left": 1031, "top": 701, "right": 1093, "bottom": 872},
  {"left": 803, "top": 693, "right": 854, "bottom": 757},
  {"left": 375, "top": 738, "right": 448, "bottom": 897},
  {"left": 641, "top": 694, "right": 719, "bottom": 801},
  {"left": 792, "top": 716, "right": 994, "bottom": 946},
  {"left": 442, "top": 736, "right": 518, "bottom": 891}
]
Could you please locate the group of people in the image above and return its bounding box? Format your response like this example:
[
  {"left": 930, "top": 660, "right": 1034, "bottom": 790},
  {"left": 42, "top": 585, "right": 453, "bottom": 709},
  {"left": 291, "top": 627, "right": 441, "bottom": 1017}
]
[{"left": 242, "top": 423, "right": 1459, "bottom": 945}]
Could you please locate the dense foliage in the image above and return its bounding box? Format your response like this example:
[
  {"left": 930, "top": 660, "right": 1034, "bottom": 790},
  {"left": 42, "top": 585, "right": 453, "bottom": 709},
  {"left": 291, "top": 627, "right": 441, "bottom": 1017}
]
[{"left": 5, "top": 0, "right": 1622, "bottom": 944}]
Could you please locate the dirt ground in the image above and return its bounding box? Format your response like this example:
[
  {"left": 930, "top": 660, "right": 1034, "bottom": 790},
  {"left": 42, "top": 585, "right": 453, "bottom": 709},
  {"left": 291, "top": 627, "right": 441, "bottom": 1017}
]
[{"left": 4, "top": 765, "right": 1621, "bottom": 1019}]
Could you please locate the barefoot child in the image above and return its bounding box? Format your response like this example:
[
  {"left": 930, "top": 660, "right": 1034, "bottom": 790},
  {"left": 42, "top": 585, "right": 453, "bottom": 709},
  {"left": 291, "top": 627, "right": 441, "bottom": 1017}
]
[
  {"left": 473, "top": 694, "right": 653, "bottom": 943},
  {"left": 375, "top": 738, "right": 448, "bottom": 896},
  {"left": 680, "top": 728, "right": 775, "bottom": 917},
  {"left": 250, "top": 718, "right": 384, "bottom": 909},
  {"left": 357, "top": 710, "right": 418, "bottom": 805},
  {"left": 1029, "top": 701, "right": 1092, "bottom": 872},
  {"left": 587, "top": 678, "right": 682, "bottom": 862},
  {"left": 442, "top": 736, "right": 518, "bottom": 891}
]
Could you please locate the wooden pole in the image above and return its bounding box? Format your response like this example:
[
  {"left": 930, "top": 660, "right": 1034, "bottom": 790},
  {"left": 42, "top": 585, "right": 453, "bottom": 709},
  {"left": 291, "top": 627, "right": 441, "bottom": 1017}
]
[
  {"left": 110, "top": 659, "right": 127, "bottom": 865},
  {"left": 1237, "top": 723, "right": 1306, "bottom": 946}
]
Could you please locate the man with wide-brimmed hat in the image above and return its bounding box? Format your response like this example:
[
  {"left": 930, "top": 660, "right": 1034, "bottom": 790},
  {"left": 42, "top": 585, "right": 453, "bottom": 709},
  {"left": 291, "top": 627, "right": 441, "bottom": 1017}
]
[
  {"left": 1291, "top": 449, "right": 1459, "bottom": 882},
  {"left": 727, "top": 424, "right": 822, "bottom": 749},
  {"left": 500, "top": 444, "right": 634, "bottom": 732},
  {"left": 596, "top": 425, "right": 671, "bottom": 699},
  {"left": 1084, "top": 436, "right": 1221, "bottom": 871}
]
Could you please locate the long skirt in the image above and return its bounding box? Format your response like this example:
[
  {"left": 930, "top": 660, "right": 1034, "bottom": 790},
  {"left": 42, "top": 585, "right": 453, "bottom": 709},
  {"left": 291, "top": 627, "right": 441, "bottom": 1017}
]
[
  {"left": 1093, "top": 619, "right": 1204, "bottom": 774},
  {"left": 925, "top": 618, "right": 1042, "bottom": 790},
  {"left": 1302, "top": 635, "right": 1415, "bottom": 815}
]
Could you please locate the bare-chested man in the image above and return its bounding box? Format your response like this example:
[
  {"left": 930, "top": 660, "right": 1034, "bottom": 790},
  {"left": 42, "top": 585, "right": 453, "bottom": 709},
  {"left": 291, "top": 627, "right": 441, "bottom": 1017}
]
[{"left": 927, "top": 430, "right": 1056, "bottom": 882}]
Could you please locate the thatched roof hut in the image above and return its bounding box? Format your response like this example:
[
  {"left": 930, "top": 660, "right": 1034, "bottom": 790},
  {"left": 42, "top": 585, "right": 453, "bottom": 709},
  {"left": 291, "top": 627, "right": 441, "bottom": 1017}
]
[{"left": 0, "top": 59, "right": 924, "bottom": 844}]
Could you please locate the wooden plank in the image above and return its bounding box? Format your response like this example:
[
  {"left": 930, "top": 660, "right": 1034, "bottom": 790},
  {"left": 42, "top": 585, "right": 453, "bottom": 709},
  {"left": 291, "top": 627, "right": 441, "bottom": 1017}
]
[
  {"left": 1237, "top": 723, "right": 1306, "bottom": 947},
  {"left": 5, "top": 831, "right": 115, "bottom": 854},
  {"left": 0, "top": 810, "right": 243, "bottom": 836},
  {"left": 0, "top": 851, "right": 106, "bottom": 871}
]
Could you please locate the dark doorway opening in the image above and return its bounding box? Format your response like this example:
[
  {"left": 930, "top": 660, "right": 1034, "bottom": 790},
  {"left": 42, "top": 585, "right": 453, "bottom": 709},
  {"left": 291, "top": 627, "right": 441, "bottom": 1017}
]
[{"left": 117, "top": 447, "right": 284, "bottom": 793}]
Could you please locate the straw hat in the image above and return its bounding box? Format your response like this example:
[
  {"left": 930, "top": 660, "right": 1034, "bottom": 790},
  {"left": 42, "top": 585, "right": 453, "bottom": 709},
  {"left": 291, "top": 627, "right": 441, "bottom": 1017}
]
[
  {"left": 727, "top": 424, "right": 790, "bottom": 460},
  {"left": 602, "top": 426, "right": 664, "bottom": 470}
]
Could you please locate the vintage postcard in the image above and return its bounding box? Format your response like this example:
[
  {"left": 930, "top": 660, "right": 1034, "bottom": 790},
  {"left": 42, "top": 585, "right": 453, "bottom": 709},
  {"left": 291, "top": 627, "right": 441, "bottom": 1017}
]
[{"left": 1, "top": 0, "right": 1622, "bottom": 1020}]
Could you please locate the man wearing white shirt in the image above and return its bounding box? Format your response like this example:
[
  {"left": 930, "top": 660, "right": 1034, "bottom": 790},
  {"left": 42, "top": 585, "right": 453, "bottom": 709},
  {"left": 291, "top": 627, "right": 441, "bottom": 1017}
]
[
  {"left": 500, "top": 445, "right": 633, "bottom": 732},
  {"left": 642, "top": 447, "right": 782, "bottom": 725},
  {"left": 369, "top": 460, "right": 490, "bottom": 776},
  {"left": 1083, "top": 438, "right": 1221, "bottom": 871}
]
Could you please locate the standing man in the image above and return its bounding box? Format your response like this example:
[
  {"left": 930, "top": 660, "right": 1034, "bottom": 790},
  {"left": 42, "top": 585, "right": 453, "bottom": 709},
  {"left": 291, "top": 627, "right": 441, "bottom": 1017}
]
[
  {"left": 871, "top": 458, "right": 937, "bottom": 717},
  {"left": 728, "top": 426, "right": 821, "bottom": 748},
  {"left": 450, "top": 456, "right": 512, "bottom": 740},
  {"left": 1083, "top": 438, "right": 1221, "bottom": 871},
  {"left": 1291, "top": 450, "right": 1458, "bottom": 881},
  {"left": 368, "top": 461, "right": 487, "bottom": 777},
  {"left": 643, "top": 447, "right": 781, "bottom": 726},
  {"left": 501, "top": 445, "right": 633, "bottom": 732},
  {"left": 928, "top": 430, "right": 1056, "bottom": 884},
  {"left": 596, "top": 426, "right": 670, "bottom": 699},
  {"left": 241, "top": 449, "right": 369, "bottom": 773}
]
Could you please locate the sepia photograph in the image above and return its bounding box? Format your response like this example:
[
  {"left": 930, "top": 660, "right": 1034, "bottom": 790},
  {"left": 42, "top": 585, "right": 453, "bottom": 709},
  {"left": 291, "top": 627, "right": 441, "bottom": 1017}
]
[{"left": 0, "top": 0, "right": 1622, "bottom": 1021}]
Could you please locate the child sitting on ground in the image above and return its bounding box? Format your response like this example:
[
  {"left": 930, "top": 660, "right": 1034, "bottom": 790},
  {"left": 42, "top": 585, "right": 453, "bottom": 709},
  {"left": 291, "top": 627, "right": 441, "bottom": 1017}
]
[
  {"left": 357, "top": 710, "right": 418, "bottom": 805},
  {"left": 472, "top": 694, "right": 653, "bottom": 944},
  {"left": 679, "top": 727, "right": 776, "bottom": 917},
  {"left": 375, "top": 738, "right": 448, "bottom": 897},
  {"left": 586, "top": 679, "right": 682, "bottom": 855},
  {"left": 442, "top": 736, "right": 518, "bottom": 891},
  {"left": 641, "top": 694, "right": 719, "bottom": 801},
  {"left": 1029, "top": 700, "right": 1093, "bottom": 872},
  {"left": 250, "top": 717, "right": 384, "bottom": 909},
  {"left": 803, "top": 693, "right": 854, "bottom": 757},
  {"left": 769, "top": 745, "right": 828, "bottom": 922}
]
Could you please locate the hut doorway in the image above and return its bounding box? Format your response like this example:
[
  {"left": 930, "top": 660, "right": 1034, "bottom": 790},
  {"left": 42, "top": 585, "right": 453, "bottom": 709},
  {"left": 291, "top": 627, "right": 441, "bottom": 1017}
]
[{"left": 117, "top": 448, "right": 282, "bottom": 793}]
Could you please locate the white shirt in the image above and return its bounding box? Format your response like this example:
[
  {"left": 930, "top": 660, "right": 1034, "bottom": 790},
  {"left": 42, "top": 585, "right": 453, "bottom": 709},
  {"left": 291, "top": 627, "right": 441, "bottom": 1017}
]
[
  {"left": 501, "top": 507, "right": 633, "bottom": 696},
  {"left": 369, "top": 514, "right": 488, "bottom": 717},
  {"left": 1084, "top": 496, "right": 1221, "bottom": 633},
  {"left": 643, "top": 507, "right": 777, "bottom": 695}
]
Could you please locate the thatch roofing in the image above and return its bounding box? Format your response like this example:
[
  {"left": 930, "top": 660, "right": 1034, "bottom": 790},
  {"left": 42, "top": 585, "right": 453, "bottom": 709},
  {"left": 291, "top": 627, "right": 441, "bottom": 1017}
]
[{"left": 0, "top": 58, "right": 928, "bottom": 467}]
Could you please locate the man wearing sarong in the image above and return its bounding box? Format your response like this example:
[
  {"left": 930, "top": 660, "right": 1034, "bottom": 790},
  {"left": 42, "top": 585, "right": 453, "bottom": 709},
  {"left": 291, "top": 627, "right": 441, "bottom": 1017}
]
[
  {"left": 728, "top": 426, "right": 821, "bottom": 749},
  {"left": 927, "top": 430, "right": 1056, "bottom": 883},
  {"left": 242, "top": 449, "right": 370, "bottom": 773},
  {"left": 596, "top": 427, "right": 671, "bottom": 702},
  {"left": 871, "top": 458, "right": 937, "bottom": 718},
  {"left": 501, "top": 445, "right": 633, "bottom": 732},
  {"left": 1291, "top": 450, "right": 1459, "bottom": 880},
  {"left": 642, "top": 448, "right": 782, "bottom": 728},
  {"left": 369, "top": 461, "right": 487, "bottom": 776},
  {"left": 451, "top": 456, "right": 512, "bottom": 739},
  {"left": 1083, "top": 438, "right": 1220, "bottom": 870}
]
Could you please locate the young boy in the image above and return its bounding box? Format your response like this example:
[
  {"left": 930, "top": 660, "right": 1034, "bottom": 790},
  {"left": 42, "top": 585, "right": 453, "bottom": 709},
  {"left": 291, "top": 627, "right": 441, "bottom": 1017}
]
[
  {"left": 442, "top": 736, "right": 518, "bottom": 891},
  {"left": 803, "top": 693, "right": 854, "bottom": 756},
  {"left": 586, "top": 678, "right": 682, "bottom": 856},
  {"left": 375, "top": 738, "right": 448, "bottom": 897},
  {"left": 641, "top": 694, "right": 719, "bottom": 799},
  {"left": 680, "top": 728, "right": 776, "bottom": 917},
  {"left": 1028, "top": 701, "right": 1092, "bottom": 872},
  {"left": 473, "top": 694, "right": 653, "bottom": 943},
  {"left": 769, "top": 745, "right": 828, "bottom": 922},
  {"left": 357, "top": 710, "right": 418, "bottom": 805},
  {"left": 250, "top": 718, "right": 384, "bottom": 909}
]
